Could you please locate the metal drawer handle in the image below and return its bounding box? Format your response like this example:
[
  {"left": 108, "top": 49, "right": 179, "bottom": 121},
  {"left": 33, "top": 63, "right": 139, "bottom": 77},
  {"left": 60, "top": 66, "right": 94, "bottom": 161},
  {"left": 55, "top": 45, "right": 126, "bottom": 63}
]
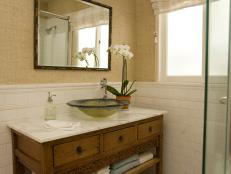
[
  {"left": 118, "top": 135, "right": 124, "bottom": 142},
  {"left": 149, "top": 126, "right": 153, "bottom": 132},
  {"left": 76, "top": 146, "right": 83, "bottom": 154}
]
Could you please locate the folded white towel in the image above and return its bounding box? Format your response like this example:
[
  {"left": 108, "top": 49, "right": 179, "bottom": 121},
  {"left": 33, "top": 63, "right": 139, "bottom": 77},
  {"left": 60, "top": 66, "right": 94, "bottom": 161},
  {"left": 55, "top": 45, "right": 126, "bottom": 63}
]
[
  {"left": 110, "top": 160, "right": 139, "bottom": 174},
  {"left": 96, "top": 170, "right": 110, "bottom": 174},
  {"left": 139, "top": 152, "right": 154, "bottom": 164},
  {"left": 44, "top": 120, "right": 80, "bottom": 131},
  {"left": 95, "top": 166, "right": 110, "bottom": 174},
  {"left": 111, "top": 154, "right": 139, "bottom": 170}
]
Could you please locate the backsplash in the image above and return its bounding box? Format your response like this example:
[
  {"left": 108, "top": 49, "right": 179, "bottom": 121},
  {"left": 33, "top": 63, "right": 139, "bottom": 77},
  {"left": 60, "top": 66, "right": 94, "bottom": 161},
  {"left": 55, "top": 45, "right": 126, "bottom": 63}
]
[{"left": 0, "top": 83, "right": 119, "bottom": 173}]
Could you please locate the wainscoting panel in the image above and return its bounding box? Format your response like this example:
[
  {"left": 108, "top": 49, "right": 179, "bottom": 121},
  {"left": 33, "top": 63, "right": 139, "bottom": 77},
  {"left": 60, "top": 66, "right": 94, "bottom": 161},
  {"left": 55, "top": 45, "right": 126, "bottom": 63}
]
[
  {"left": 0, "top": 83, "right": 118, "bottom": 173},
  {"left": 134, "top": 82, "right": 205, "bottom": 174}
]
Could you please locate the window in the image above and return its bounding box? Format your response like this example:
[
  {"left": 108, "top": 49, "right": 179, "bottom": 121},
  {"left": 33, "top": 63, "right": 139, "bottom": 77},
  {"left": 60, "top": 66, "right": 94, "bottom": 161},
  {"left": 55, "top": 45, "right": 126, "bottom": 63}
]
[
  {"left": 159, "top": 5, "right": 205, "bottom": 82},
  {"left": 72, "top": 24, "right": 109, "bottom": 68},
  {"left": 77, "top": 27, "right": 96, "bottom": 67}
]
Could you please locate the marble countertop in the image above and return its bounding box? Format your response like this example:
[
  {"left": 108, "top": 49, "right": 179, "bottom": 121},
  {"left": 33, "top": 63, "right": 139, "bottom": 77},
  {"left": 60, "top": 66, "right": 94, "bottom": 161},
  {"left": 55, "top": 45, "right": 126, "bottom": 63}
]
[{"left": 7, "top": 107, "right": 166, "bottom": 143}]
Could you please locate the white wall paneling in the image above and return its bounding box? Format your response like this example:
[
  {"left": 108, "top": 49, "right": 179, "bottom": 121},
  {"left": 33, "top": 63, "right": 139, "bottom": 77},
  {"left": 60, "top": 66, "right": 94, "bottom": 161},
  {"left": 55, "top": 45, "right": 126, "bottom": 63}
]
[
  {"left": 134, "top": 82, "right": 205, "bottom": 174},
  {"left": 0, "top": 83, "right": 119, "bottom": 173}
]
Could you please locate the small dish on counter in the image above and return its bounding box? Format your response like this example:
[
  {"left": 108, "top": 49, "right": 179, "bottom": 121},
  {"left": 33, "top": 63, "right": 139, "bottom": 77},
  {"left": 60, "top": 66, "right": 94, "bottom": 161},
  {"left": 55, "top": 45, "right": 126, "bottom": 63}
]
[{"left": 43, "top": 120, "right": 81, "bottom": 131}]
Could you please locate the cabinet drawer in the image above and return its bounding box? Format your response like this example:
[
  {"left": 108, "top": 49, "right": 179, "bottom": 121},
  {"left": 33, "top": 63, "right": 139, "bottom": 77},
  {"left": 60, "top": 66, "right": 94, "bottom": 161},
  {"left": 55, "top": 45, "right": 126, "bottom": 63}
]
[
  {"left": 53, "top": 135, "right": 100, "bottom": 166},
  {"left": 103, "top": 127, "right": 136, "bottom": 152},
  {"left": 138, "top": 120, "right": 162, "bottom": 140}
]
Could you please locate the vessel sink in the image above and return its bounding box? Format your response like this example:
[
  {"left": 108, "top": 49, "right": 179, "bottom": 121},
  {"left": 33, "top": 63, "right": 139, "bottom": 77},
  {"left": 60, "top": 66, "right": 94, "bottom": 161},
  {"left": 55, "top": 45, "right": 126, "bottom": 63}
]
[{"left": 67, "top": 99, "right": 127, "bottom": 117}]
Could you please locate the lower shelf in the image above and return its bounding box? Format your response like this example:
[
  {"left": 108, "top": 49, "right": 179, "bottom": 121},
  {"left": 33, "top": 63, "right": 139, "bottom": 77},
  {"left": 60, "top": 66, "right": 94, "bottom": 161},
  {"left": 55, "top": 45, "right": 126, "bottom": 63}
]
[{"left": 123, "top": 158, "right": 160, "bottom": 174}]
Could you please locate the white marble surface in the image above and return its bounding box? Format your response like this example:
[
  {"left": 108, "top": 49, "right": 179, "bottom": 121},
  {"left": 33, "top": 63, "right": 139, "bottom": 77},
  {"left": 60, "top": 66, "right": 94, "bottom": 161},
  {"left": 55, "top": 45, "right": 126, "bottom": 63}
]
[{"left": 7, "top": 107, "right": 166, "bottom": 143}]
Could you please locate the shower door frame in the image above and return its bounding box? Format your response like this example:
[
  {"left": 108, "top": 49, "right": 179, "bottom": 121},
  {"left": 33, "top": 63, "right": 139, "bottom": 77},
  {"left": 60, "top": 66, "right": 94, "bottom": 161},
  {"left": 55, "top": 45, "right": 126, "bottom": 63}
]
[{"left": 203, "top": 0, "right": 231, "bottom": 173}]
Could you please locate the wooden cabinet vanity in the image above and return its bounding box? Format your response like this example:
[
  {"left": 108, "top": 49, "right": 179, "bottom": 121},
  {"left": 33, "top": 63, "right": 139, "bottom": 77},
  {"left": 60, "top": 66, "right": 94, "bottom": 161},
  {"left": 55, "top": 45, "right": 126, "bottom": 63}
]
[{"left": 9, "top": 108, "right": 164, "bottom": 174}]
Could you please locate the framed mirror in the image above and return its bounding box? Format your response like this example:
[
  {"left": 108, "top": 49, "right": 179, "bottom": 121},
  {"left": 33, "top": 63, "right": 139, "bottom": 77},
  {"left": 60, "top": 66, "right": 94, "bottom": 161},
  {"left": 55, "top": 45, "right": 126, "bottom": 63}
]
[{"left": 34, "top": 0, "right": 112, "bottom": 71}]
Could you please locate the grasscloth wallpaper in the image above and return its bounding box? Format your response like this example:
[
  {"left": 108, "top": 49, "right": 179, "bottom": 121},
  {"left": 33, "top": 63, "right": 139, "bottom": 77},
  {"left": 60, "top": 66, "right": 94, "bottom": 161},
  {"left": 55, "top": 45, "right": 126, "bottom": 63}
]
[
  {"left": 135, "top": 0, "right": 156, "bottom": 81},
  {"left": 0, "top": 0, "right": 156, "bottom": 84}
]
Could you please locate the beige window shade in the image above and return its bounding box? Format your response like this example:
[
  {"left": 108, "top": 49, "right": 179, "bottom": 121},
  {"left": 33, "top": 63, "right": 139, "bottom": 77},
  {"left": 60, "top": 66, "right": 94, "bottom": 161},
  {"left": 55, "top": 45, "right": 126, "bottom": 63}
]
[
  {"left": 69, "top": 7, "right": 109, "bottom": 29},
  {"left": 151, "top": 0, "right": 205, "bottom": 15}
]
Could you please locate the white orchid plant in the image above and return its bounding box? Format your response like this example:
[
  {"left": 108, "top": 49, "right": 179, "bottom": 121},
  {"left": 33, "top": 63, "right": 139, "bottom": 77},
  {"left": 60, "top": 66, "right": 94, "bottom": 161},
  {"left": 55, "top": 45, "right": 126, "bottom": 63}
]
[
  {"left": 106, "top": 44, "right": 137, "bottom": 96},
  {"left": 74, "top": 47, "right": 99, "bottom": 67}
]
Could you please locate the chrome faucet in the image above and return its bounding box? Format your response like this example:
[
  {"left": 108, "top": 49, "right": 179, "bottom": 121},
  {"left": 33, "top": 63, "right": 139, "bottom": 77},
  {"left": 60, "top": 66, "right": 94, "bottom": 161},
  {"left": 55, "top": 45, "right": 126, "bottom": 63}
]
[{"left": 100, "top": 78, "right": 108, "bottom": 99}]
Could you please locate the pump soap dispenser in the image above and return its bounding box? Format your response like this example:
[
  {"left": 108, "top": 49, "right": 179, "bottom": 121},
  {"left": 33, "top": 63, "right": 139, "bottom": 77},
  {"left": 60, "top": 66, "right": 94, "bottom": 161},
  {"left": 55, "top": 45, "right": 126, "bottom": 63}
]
[{"left": 45, "top": 92, "right": 56, "bottom": 120}]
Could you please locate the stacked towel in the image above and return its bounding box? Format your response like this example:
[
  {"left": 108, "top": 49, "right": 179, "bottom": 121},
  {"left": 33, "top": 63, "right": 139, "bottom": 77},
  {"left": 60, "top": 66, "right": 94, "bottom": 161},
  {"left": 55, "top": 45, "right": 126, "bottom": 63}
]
[
  {"left": 111, "top": 154, "right": 139, "bottom": 169},
  {"left": 110, "top": 155, "right": 139, "bottom": 174},
  {"left": 110, "top": 160, "right": 139, "bottom": 174},
  {"left": 139, "top": 152, "right": 154, "bottom": 164}
]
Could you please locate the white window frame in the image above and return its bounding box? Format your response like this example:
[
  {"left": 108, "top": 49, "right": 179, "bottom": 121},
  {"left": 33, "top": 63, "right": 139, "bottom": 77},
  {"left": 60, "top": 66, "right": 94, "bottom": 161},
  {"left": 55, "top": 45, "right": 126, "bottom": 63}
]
[
  {"left": 76, "top": 25, "right": 109, "bottom": 65},
  {"left": 158, "top": 5, "right": 206, "bottom": 83},
  {"left": 70, "top": 24, "right": 109, "bottom": 68}
]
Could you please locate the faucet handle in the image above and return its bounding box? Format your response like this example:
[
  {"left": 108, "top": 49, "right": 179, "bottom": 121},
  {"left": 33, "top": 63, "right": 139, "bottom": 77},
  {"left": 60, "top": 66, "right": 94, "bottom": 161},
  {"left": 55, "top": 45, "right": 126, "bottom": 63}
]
[
  {"left": 100, "top": 78, "right": 107, "bottom": 88},
  {"left": 48, "top": 92, "right": 56, "bottom": 102}
]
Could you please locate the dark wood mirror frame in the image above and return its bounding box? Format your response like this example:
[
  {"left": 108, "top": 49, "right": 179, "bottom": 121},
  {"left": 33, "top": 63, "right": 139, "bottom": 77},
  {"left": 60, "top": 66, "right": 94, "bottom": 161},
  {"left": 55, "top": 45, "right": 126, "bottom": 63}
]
[{"left": 34, "top": 0, "right": 112, "bottom": 71}]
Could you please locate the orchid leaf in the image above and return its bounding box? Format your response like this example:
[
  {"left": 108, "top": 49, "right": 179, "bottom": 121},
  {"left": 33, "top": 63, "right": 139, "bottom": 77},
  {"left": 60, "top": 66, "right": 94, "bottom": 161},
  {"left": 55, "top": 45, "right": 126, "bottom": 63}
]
[
  {"left": 125, "top": 80, "right": 136, "bottom": 95},
  {"left": 121, "top": 80, "right": 129, "bottom": 95},
  {"left": 106, "top": 86, "right": 121, "bottom": 96},
  {"left": 126, "top": 89, "right": 137, "bottom": 96}
]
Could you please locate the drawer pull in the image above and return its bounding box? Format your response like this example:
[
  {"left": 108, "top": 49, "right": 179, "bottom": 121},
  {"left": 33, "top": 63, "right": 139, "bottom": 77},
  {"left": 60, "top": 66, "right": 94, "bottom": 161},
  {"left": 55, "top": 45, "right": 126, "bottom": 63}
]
[
  {"left": 76, "top": 146, "right": 83, "bottom": 154},
  {"left": 118, "top": 136, "right": 124, "bottom": 142},
  {"left": 148, "top": 126, "right": 153, "bottom": 132}
]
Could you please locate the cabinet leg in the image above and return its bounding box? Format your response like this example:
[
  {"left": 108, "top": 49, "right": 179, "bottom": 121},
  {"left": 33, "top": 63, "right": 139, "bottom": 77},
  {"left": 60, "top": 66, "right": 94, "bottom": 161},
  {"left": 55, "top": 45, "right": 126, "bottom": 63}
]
[
  {"left": 156, "top": 163, "right": 162, "bottom": 174},
  {"left": 14, "top": 159, "right": 25, "bottom": 174},
  {"left": 156, "top": 135, "right": 163, "bottom": 174}
]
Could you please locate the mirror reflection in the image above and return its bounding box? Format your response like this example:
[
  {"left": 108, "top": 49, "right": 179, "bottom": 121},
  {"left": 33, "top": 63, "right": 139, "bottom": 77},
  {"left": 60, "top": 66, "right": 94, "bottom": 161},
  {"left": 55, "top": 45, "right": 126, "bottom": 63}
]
[{"left": 37, "top": 0, "right": 111, "bottom": 70}]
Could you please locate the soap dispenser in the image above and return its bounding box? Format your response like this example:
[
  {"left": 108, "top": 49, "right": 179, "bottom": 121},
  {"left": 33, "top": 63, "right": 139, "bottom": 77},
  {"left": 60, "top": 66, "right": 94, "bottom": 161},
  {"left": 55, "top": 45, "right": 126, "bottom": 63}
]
[{"left": 45, "top": 92, "right": 56, "bottom": 120}]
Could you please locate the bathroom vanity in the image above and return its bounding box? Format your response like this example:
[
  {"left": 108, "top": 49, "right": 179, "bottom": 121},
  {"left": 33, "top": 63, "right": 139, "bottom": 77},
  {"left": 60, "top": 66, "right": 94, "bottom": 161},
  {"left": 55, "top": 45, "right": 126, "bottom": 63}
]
[{"left": 8, "top": 107, "right": 164, "bottom": 174}]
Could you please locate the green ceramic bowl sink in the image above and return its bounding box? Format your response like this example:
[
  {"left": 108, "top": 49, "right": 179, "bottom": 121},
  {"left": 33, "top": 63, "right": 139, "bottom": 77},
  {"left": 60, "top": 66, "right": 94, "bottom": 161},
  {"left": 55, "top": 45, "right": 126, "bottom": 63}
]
[{"left": 67, "top": 99, "right": 128, "bottom": 117}]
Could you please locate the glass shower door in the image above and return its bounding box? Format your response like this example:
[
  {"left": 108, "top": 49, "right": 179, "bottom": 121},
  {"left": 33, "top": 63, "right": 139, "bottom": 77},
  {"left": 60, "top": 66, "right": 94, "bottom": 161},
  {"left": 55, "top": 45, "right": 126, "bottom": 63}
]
[{"left": 204, "top": 0, "right": 231, "bottom": 174}]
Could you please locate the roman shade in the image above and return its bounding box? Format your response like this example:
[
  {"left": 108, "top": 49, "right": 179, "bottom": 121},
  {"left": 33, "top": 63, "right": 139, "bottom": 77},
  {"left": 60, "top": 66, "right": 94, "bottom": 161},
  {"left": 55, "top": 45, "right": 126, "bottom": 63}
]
[
  {"left": 69, "top": 7, "right": 109, "bottom": 29},
  {"left": 150, "top": 0, "right": 205, "bottom": 15}
]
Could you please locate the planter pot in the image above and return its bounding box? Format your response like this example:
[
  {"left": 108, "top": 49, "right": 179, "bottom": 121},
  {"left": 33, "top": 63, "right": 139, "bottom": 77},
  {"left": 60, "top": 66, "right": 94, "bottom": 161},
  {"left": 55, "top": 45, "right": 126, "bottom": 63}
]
[{"left": 116, "top": 95, "right": 131, "bottom": 109}]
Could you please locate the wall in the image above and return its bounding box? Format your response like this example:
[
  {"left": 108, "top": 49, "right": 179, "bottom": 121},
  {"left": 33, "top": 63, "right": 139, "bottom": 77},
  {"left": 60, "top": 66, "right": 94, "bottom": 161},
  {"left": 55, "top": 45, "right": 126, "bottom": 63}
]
[
  {"left": 0, "top": 0, "right": 135, "bottom": 85},
  {"left": 0, "top": 1, "right": 206, "bottom": 174},
  {"left": 134, "top": 82, "right": 204, "bottom": 174},
  {"left": 135, "top": 0, "right": 157, "bottom": 81}
]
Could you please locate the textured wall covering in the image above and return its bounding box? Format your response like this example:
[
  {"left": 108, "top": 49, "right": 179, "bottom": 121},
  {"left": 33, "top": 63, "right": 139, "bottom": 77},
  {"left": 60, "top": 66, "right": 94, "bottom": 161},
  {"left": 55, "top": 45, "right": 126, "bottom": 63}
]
[
  {"left": 135, "top": 0, "right": 157, "bottom": 81},
  {"left": 0, "top": 0, "right": 136, "bottom": 84}
]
